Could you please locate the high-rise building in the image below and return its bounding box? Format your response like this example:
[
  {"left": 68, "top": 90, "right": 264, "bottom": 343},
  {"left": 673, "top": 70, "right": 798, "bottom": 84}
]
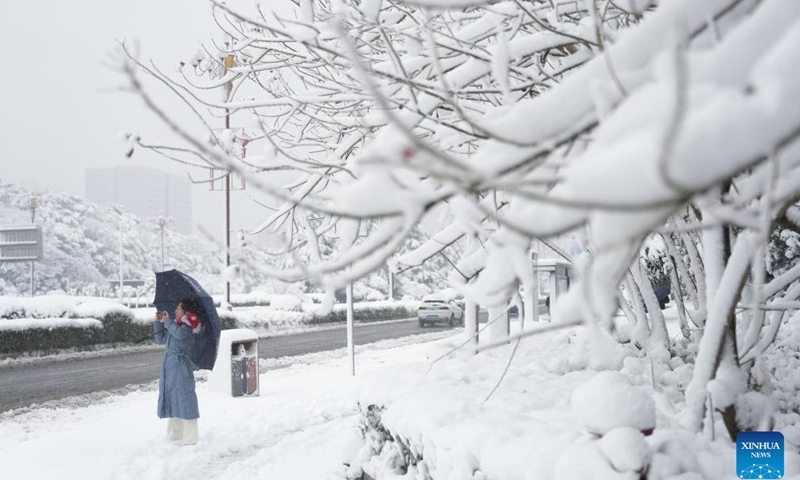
[{"left": 85, "top": 166, "right": 192, "bottom": 233}]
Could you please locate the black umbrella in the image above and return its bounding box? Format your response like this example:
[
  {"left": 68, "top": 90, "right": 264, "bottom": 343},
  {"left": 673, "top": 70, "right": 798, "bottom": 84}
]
[{"left": 153, "top": 269, "right": 221, "bottom": 370}]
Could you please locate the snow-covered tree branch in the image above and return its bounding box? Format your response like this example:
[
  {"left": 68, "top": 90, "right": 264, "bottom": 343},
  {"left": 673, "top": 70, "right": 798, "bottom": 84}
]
[{"left": 126, "top": 0, "right": 800, "bottom": 441}]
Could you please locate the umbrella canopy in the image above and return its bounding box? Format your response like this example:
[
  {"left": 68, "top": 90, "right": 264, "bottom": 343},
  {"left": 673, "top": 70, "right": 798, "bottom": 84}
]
[{"left": 153, "top": 269, "right": 221, "bottom": 370}]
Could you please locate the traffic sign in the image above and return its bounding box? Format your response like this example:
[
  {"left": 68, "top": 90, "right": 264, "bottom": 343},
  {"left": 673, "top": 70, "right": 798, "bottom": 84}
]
[{"left": 0, "top": 225, "right": 43, "bottom": 262}]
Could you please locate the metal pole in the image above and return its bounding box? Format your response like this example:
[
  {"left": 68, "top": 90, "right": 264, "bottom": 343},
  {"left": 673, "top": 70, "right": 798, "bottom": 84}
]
[
  {"left": 225, "top": 110, "right": 232, "bottom": 308},
  {"left": 158, "top": 216, "right": 165, "bottom": 272},
  {"left": 226, "top": 173, "right": 231, "bottom": 306},
  {"left": 532, "top": 250, "right": 539, "bottom": 322},
  {"left": 119, "top": 223, "right": 123, "bottom": 302},
  {"left": 30, "top": 196, "right": 37, "bottom": 297},
  {"left": 30, "top": 196, "right": 37, "bottom": 223},
  {"left": 388, "top": 267, "right": 393, "bottom": 301},
  {"left": 346, "top": 282, "right": 355, "bottom": 376},
  {"left": 160, "top": 224, "right": 165, "bottom": 272},
  {"left": 465, "top": 294, "right": 478, "bottom": 355},
  {"left": 528, "top": 249, "right": 539, "bottom": 323}
]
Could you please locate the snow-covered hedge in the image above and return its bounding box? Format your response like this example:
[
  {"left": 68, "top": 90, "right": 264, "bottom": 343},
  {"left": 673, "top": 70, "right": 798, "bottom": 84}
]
[
  {"left": 348, "top": 318, "right": 793, "bottom": 480},
  {"left": 0, "top": 295, "right": 132, "bottom": 319},
  {"left": 0, "top": 312, "right": 152, "bottom": 355},
  {"left": 0, "top": 296, "right": 167, "bottom": 354},
  {"left": 311, "top": 300, "right": 420, "bottom": 325},
  {"left": 214, "top": 300, "right": 420, "bottom": 334},
  {"left": 0, "top": 296, "right": 420, "bottom": 354},
  {"left": 0, "top": 319, "right": 102, "bottom": 355}
]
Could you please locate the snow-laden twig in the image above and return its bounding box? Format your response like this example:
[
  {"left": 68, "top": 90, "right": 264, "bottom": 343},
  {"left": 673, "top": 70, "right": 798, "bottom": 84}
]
[{"left": 426, "top": 302, "right": 515, "bottom": 374}]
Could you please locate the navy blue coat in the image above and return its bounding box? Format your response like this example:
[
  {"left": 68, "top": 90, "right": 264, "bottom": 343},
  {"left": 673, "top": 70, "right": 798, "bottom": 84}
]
[{"left": 153, "top": 316, "right": 200, "bottom": 420}]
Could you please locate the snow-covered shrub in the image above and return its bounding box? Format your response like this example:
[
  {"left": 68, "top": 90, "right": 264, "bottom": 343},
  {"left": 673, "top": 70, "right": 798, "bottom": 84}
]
[
  {"left": 365, "top": 290, "right": 385, "bottom": 302},
  {"left": 399, "top": 282, "right": 433, "bottom": 301},
  {"left": 555, "top": 428, "right": 651, "bottom": 480},
  {"left": 217, "top": 301, "right": 417, "bottom": 334},
  {"left": 767, "top": 229, "right": 800, "bottom": 278},
  {"left": 308, "top": 301, "right": 418, "bottom": 325},
  {"left": 353, "top": 403, "right": 421, "bottom": 480},
  {"left": 0, "top": 311, "right": 154, "bottom": 355},
  {"left": 352, "top": 283, "right": 383, "bottom": 302},
  {"left": 0, "top": 320, "right": 103, "bottom": 355},
  {"left": 642, "top": 237, "right": 670, "bottom": 291},
  {"left": 0, "top": 296, "right": 419, "bottom": 353},
  {"left": 222, "top": 309, "right": 307, "bottom": 334},
  {"left": 571, "top": 371, "right": 656, "bottom": 436},
  {"left": 269, "top": 295, "right": 303, "bottom": 312}
]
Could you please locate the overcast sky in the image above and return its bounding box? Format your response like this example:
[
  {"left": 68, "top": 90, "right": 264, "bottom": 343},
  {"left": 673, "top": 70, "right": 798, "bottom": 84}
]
[{"left": 0, "top": 0, "right": 283, "bottom": 242}]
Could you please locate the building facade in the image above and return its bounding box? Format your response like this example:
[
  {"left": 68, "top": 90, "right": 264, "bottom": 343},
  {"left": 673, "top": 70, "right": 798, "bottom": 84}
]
[{"left": 85, "top": 167, "right": 192, "bottom": 233}]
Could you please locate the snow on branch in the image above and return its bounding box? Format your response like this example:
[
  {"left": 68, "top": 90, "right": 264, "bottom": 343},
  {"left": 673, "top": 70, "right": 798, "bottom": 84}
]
[{"left": 126, "top": 0, "right": 800, "bottom": 439}]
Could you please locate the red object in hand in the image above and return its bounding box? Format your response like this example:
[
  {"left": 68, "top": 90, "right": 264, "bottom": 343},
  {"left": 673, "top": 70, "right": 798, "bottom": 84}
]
[{"left": 178, "top": 312, "right": 202, "bottom": 333}]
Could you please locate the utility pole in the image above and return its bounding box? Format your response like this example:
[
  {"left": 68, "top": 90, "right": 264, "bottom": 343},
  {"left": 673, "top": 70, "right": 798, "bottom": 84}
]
[
  {"left": 29, "top": 196, "right": 37, "bottom": 297},
  {"left": 119, "top": 222, "right": 124, "bottom": 303},
  {"left": 225, "top": 143, "right": 231, "bottom": 308},
  {"left": 388, "top": 265, "right": 394, "bottom": 301},
  {"left": 224, "top": 50, "right": 235, "bottom": 310},
  {"left": 217, "top": 49, "right": 249, "bottom": 310},
  {"left": 157, "top": 215, "right": 166, "bottom": 271},
  {"left": 346, "top": 282, "right": 355, "bottom": 376},
  {"left": 529, "top": 249, "right": 539, "bottom": 323}
]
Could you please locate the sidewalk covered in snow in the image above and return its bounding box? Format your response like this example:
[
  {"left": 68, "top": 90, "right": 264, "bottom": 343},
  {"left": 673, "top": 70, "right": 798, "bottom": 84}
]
[{"left": 1, "top": 308, "right": 799, "bottom": 480}]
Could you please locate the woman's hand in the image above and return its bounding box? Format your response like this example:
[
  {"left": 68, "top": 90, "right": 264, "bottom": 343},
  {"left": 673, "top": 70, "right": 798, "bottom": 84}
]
[{"left": 155, "top": 311, "right": 167, "bottom": 323}]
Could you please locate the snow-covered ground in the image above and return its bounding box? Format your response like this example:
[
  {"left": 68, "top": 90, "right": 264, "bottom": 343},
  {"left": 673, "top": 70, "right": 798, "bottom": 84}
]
[
  {"left": 0, "top": 331, "right": 452, "bottom": 480},
  {"left": 0, "top": 307, "right": 798, "bottom": 480}
]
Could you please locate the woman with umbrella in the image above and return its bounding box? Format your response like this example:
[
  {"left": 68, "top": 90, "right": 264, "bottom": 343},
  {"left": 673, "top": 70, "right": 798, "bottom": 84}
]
[{"left": 154, "top": 298, "right": 205, "bottom": 445}]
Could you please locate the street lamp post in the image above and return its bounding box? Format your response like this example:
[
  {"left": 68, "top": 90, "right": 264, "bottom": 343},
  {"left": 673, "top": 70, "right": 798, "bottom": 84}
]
[
  {"left": 346, "top": 282, "right": 355, "bottom": 376},
  {"left": 217, "top": 50, "right": 250, "bottom": 311},
  {"left": 29, "top": 196, "right": 37, "bottom": 297},
  {"left": 119, "top": 221, "right": 124, "bottom": 302},
  {"left": 223, "top": 51, "right": 235, "bottom": 310},
  {"left": 388, "top": 268, "right": 393, "bottom": 301},
  {"left": 157, "top": 215, "right": 167, "bottom": 271},
  {"left": 225, "top": 145, "right": 231, "bottom": 308}
]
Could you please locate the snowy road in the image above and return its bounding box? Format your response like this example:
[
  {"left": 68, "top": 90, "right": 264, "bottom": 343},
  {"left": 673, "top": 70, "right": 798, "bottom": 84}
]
[{"left": 0, "top": 319, "right": 457, "bottom": 412}]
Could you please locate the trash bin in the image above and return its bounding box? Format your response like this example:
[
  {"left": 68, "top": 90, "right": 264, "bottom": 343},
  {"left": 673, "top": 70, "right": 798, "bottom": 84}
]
[
  {"left": 231, "top": 339, "right": 259, "bottom": 397},
  {"left": 209, "top": 328, "right": 260, "bottom": 397}
]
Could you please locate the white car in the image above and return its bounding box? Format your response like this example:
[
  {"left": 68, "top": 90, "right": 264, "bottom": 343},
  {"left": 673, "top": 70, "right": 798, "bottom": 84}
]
[{"left": 418, "top": 298, "right": 463, "bottom": 327}]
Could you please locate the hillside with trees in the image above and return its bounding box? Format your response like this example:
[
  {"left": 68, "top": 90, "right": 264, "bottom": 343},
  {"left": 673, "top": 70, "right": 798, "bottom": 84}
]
[{"left": 0, "top": 180, "right": 448, "bottom": 299}]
